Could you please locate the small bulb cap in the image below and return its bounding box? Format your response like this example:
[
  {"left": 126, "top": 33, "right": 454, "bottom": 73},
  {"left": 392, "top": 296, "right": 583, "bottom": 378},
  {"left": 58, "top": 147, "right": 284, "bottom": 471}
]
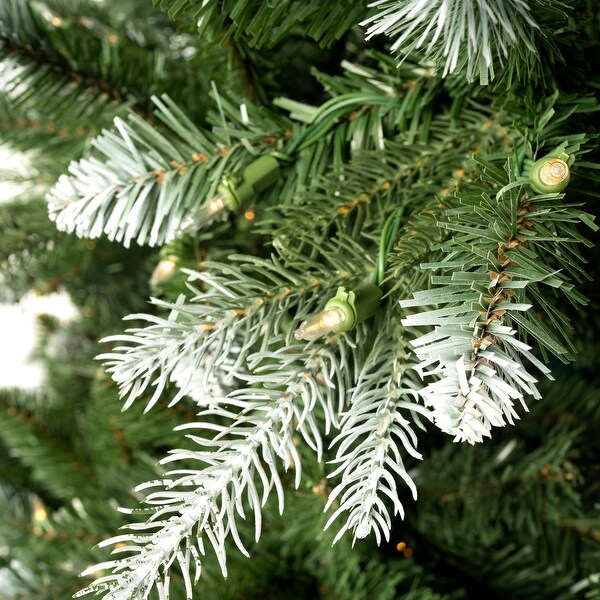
[
  {"left": 528, "top": 147, "right": 574, "bottom": 194},
  {"left": 324, "top": 284, "right": 383, "bottom": 333}
]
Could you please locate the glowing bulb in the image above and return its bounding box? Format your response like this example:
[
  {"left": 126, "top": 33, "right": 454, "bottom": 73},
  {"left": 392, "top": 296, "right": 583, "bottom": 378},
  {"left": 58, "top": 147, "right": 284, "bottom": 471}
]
[
  {"left": 203, "top": 193, "right": 228, "bottom": 217},
  {"left": 178, "top": 193, "right": 229, "bottom": 234},
  {"left": 33, "top": 501, "right": 47, "bottom": 522},
  {"left": 150, "top": 257, "right": 177, "bottom": 287},
  {"left": 294, "top": 307, "right": 347, "bottom": 341}
]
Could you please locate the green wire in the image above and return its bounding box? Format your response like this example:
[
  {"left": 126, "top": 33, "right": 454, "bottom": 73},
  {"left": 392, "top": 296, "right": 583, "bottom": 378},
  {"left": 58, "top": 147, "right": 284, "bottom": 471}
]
[
  {"left": 373, "top": 206, "right": 404, "bottom": 286},
  {"left": 283, "top": 93, "right": 398, "bottom": 157},
  {"left": 281, "top": 92, "right": 405, "bottom": 287},
  {"left": 222, "top": 93, "right": 400, "bottom": 208}
]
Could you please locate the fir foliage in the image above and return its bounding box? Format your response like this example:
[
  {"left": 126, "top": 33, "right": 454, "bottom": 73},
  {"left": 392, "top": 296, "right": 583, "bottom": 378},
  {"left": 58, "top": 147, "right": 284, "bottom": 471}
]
[
  {"left": 152, "top": 0, "right": 367, "bottom": 49},
  {"left": 1, "top": 0, "right": 600, "bottom": 599},
  {"left": 362, "top": 0, "right": 572, "bottom": 84}
]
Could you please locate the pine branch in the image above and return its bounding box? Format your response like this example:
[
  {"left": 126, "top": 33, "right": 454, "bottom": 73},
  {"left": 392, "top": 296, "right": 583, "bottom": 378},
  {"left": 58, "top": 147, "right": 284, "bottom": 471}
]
[
  {"left": 363, "top": 0, "right": 570, "bottom": 84},
  {"left": 76, "top": 392, "right": 299, "bottom": 600},
  {"left": 47, "top": 93, "right": 291, "bottom": 246},
  {"left": 48, "top": 58, "right": 458, "bottom": 249},
  {"left": 81, "top": 375, "right": 192, "bottom": 494},
  {"left": 388, "top": 202, "right": 445, "bottom": 292},
  {"left": 153, "top": 0, "right": 367, "bottom": 49},
  {"left": 410, "top": 371, "right": 600, "bottom": 597},
  {"left": 0, "top": 393, "right": 99, "bottom": 501},
  {"left": 0, "top": 0, "right": 207, "bottom": 120},
  {"left": 0, "top": 50, "right": 126, "bottom": 147},
  {"left": 324, "top": 317, "right": 430, "bottom": 544},
  {"left": 269, "top": 105, "right": 508, "bottom": 296},
  {"left": 77, "top": 331, "right": 353, "bottom": 599},
  {"left": 269, "top": 136, "right": 471, "bottom": 260},
  {"left": 98, "top": 252, "right": 367, "bottom": 411},
  {"left": 41, "top": 56, "right": 452, "bottom": 257},
  {"left": 80, "top": 237, "right": 383, "bottom": 595},
  {"left": 400, "top": 147, "right": 598, "bottom": 443},
  {"left": 0, "top": 484, "right": 127, "bottom": 600}
]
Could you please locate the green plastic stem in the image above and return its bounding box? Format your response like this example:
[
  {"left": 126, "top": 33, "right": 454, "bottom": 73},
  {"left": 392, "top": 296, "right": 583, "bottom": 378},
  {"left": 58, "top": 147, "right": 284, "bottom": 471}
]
[
  {"left": 324, "top": 284, "right": 383, "bottom": 332},
  {"left": 219, "top": 154, "right": 280, "bottom": 210}
]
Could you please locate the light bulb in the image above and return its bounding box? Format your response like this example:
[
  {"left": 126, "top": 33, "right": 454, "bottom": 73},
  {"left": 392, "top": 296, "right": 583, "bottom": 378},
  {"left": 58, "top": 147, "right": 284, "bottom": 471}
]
[
  {"left": 178, "top": 192, "right": 229, "bottom": 234},
  {"left": 528, "top": 147, "right": 573, "bottom": 194},
  {"left": 294, "top": 307, "right": 347, "bottom": 341},
  {"left": 33, "top": 500, "right": 47, "bottom": 522},
  {"left": 150, "top": 257, "right": 177, "bottom": 287}
]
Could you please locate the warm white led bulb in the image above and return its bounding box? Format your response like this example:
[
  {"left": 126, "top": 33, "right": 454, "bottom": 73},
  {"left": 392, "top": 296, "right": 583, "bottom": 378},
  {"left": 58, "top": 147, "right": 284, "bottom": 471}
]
[
  {"left": 178, "top": 192, "right": 229, "bottom": 234},
  {"left": 33, "top": 500, "right": 48, "bottom": 522},
  {"left": 294, "top": 307, "right": 347, "bottom": 341},
  {"left": 150, "top": 257, "right": 177, "bottom": 287}
]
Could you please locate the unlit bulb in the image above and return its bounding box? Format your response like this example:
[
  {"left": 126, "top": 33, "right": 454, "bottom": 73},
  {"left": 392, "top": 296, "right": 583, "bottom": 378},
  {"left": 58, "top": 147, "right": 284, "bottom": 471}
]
[
  {"left": 539, "top": 158, "right": 569, "bottom": 186},
  {"left": 178, "top": 193, "right": 229, "bottom": 234},
  {"left": 294, "top": 307, "right": 347, "bottom": 341}
]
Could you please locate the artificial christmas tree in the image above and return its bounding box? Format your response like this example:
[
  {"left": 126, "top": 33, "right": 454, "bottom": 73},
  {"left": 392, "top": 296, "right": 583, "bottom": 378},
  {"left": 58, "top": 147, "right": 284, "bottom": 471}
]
[{"left": 1, "top": 1, "right": 599, "bottom": 599}]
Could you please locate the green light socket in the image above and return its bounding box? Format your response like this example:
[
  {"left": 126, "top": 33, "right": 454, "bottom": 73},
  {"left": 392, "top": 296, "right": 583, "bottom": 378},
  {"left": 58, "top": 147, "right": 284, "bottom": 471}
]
[
  {"left": 324, "top": 284, "right": 383, "bottom": 332},
  {"left": 527, "top": 147, "right": 574, "bottom": 195},
  {"left": 218, "top": 155, "right": 280, "bottom": 210}
]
